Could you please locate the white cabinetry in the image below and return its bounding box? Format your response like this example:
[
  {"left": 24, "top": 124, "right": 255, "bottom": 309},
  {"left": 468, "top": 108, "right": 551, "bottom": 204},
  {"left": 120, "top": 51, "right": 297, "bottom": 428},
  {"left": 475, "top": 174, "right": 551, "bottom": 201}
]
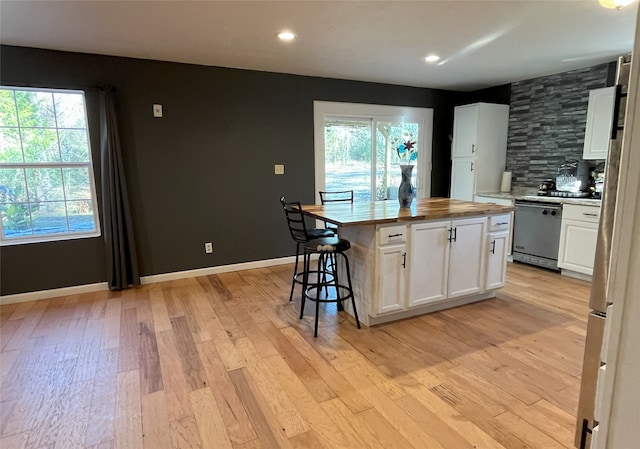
[
  {"left": 376, "top": 225, "right": 406, "bottom": 314},
  {"left": 408, "top": 221, "right": 450, "bottom": 307},
  {"left": 447, "top": 217, "right": 486, "bottom": 298},
  {"left": 408, "top": 217, "right": 486, "bottom": 307},
  {"left": 558, "top": 204, "right": 601, "bottom": 276},
  {"left": 474, "top": 196, "right": 514, "bottom": 256},
  {"left": 451, "top": 158, "right": 476, "bottom": 201},
  {"left": 583, "top": 86, "right": 616, "bottom": 160},
  {"left": 341, "top": 211, "right": 510, "bottom": 327},
  {"left": 451, "top": 103, "right": 509, "bottom": 199},
  {"left": 484, "top": 214, "right": 511, "bottom": 289}
]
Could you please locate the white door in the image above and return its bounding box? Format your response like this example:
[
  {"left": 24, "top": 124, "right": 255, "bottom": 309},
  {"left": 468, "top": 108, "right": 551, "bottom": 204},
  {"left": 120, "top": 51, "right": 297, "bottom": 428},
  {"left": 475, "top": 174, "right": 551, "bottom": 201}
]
[
  {"left": 451, "top": 157, "right": 476, "bottom": 201},
  {"left": 377, "top": 244, "right": 406, "bottom": 314},
  {"left": 485, "top": 232, "right": 509, "bottom": 290},
  {"left": 452, "top": 104, "right": 479, "bottom": 157},
  {"left": 558, "top": 220, "right": 599, "bottom": 275},
  {"left": 583, "top": 86, "right": 616, "bottom": 160},
  {"left": 408, "top": 221, "right": 450, "bottom": 307},
  {"left": 448, "top": 217, "right": 486, "bottom": 298}
]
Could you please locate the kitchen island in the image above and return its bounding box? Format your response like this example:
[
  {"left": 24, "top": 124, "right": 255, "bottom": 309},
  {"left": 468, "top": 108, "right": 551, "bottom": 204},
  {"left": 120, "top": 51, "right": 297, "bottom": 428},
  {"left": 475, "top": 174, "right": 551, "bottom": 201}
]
[{"left": 301, "top": 198, "right": 514, "bottom": 326}]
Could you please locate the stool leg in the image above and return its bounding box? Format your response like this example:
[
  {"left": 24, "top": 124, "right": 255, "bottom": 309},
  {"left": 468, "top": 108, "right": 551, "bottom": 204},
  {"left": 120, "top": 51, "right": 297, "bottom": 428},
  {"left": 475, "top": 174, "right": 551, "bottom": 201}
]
[
  {"left": 314, "top": 253, "right": 323, "bottom": 338},
  {"left": 331, "top": 252, "right": 344, "bottom": 311},
  {"left": 300, "top": 252, "right": 310, "bottom": 319},
  {"left": 334, "top": 253, "right": 344, "bottom": 311},
  {"left": 289, "top": 242, "right": 301, "bottom": 301},
  {"left": 342, "top": 253, "right": 361, "bottom": 329}
]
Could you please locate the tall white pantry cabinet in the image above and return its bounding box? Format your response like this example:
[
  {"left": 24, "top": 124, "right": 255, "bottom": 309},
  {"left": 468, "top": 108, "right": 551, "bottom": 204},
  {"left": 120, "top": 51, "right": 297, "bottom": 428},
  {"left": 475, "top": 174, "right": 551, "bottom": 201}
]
[{"left": 450, "top": 103, "right": 510, "bottom": 200}]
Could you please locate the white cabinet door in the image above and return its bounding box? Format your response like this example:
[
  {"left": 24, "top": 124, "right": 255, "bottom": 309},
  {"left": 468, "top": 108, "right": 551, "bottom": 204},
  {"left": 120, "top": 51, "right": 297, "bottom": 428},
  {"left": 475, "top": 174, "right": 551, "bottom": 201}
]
[
  {"left": 452, "top": 104, "right": 479, "bottom": 157},
  {"left": 451, "top": 157, "right": 476, "bottom": 201},
  {"left": 377, "top": 244, "right": 406, "bottom": 314},
  {"left": 448, "top": 217, "right": 486, "bottom": 298},
  {"left": 408, "top": 221, "right": 450, "bottom": 307},
  {"left": 558, "top": 219, "right": 599, "bottom": 275},
  {"left": 583, "top": 86, "right": 616, "bottom": 160},
  {"left": 485, "top": 232, "right": 509, "bottom": 290}
]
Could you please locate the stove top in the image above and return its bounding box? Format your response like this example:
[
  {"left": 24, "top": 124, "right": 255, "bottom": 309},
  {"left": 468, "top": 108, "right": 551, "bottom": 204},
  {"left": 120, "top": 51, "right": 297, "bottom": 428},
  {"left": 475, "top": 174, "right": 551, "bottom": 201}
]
[{"left": 541, "top": 190, "right": 592, "bottom": 198}]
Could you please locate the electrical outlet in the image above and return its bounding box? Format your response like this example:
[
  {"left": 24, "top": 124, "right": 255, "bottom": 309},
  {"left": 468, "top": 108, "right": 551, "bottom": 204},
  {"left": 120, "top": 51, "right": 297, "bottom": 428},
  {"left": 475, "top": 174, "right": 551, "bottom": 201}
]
[
  {"left": 204, "top": 242, "right": 213, "bottom": 254},
  {"left": 153, "top": 104, "right": 163, "bottom": 117},
  {"left": 274, "top": 164, "right": 285, "bottom": 175}
]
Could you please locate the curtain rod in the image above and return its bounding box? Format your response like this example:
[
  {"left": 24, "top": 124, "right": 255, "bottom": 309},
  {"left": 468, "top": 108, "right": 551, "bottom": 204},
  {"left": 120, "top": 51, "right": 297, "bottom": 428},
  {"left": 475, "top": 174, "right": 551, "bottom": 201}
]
[{"left": 0, "top": 80, "right": 115, "bottom": 92}]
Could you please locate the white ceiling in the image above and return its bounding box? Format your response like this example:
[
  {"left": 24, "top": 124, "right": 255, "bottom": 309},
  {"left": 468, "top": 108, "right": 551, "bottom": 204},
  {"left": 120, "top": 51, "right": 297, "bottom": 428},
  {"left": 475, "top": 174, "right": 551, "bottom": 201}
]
[{"left": 0, "top": 1, "right": 637, "bottom": 91}]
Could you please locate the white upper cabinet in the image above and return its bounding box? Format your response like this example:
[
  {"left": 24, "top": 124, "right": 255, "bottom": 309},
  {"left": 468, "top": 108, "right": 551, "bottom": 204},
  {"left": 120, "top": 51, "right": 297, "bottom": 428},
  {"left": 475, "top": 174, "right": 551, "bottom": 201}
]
[
  {"left": 452, "top": 105, "right": 480, "bottom": 157},
  {"left": 583, "top": 86, "right": 616, "bottom": 160},
  {"left": 451, "top": 103, "right": 510, "bottom": 198}
]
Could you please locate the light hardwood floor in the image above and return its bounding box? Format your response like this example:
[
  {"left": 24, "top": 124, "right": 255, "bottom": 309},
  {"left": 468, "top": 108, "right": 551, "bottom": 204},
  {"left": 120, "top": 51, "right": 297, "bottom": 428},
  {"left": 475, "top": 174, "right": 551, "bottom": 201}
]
[{"left": 0, "top": 262, "right": 591, "bottom": 449}]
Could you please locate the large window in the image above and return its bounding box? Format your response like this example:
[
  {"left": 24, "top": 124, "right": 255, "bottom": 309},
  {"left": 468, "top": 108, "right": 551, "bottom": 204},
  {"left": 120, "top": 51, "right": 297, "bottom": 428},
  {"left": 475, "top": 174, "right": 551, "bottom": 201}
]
[
  {"left": 314, "top": 101, "right": 433, "bottom": 203},
  {"left": 0, "top": 86, "right": 100, "bottom": 244}
]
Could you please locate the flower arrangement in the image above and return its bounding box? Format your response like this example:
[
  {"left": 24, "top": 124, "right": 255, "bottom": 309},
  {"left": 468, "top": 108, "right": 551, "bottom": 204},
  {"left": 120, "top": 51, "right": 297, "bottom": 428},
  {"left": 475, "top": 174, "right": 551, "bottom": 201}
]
[{"left": 392, "top": 134, "right": 418, "bottom": 165}]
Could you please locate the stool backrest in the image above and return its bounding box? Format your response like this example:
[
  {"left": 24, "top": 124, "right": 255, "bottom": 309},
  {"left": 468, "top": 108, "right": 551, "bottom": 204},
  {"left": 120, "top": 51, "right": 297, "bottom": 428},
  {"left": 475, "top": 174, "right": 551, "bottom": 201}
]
[
  {"left": 319, "top": 190, "right": 354, "bottom": 204},
  {"left": 280, "top": 196, "right": 309, "bottom": 243}
]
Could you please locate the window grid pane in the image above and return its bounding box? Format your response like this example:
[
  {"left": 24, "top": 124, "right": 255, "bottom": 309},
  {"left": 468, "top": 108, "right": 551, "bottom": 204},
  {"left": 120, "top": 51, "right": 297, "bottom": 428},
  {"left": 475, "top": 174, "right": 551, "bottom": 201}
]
[{"left": 0, "top": 86, "right": 99, "bottom": 243}]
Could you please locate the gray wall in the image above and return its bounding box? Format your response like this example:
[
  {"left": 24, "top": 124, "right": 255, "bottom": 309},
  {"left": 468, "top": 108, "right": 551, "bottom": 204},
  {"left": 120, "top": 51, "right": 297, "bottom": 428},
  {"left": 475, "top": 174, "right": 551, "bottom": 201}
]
[
  {"left": 2, "top": 45, "right": 485, "bottom": 295},
  {"left": 506, "top": 62, "right": 615, "bottom": 188}
]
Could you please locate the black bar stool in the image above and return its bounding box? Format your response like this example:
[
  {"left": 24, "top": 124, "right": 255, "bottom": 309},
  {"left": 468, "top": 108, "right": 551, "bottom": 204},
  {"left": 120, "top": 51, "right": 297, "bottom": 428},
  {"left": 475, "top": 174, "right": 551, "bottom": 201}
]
[
  {"left": 301, "top": 236, "right": 360, "bottom": 337},
  {"left": 318, "top": 190, "right": 354, "bottom": 231},
  {"left": 280, "top": 196, "right": 334, "bottom": 302},
  {"left": 280, "top": 198, "right": 360, "bottom": 337}
]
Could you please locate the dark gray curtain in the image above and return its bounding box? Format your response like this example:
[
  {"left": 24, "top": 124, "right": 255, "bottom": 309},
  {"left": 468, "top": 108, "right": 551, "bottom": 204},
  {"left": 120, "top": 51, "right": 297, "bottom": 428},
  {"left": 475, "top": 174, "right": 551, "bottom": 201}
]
[{"left": 99, "top": 85, "right": 140, "bottom": 290}]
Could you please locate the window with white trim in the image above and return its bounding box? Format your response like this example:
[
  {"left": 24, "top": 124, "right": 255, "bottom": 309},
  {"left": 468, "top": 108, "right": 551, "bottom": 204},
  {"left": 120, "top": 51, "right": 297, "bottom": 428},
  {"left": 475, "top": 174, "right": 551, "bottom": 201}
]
[
  {"left": 313, "top": 101, "right": 433, "bottom": 203},
  {"left": 0, "top": 86, "right": 101, "bottom": 245}
]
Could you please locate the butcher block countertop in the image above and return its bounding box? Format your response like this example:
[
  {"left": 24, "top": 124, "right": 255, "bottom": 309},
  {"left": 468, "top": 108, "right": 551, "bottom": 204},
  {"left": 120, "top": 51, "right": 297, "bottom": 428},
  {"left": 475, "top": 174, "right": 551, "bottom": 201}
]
[{"left": 301, "top": 198, "right": 514, "bottom": 227}]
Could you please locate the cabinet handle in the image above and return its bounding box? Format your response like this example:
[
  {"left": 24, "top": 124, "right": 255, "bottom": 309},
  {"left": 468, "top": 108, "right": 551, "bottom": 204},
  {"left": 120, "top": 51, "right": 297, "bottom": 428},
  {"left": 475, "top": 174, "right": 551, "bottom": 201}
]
[
  {"left": 448, "top": 228, "right": 452, "bottom": 242},
  {"left": 491, "top": 240, "right": 496, "bottom": 254},
  {"left": 470, "top": 162, "right": 474, "bottom": 172},
  {"left": 471, "top": 144, "right": 475, "bottom": 153},
  {"left": 611, "top": 84, "right": 622, "bottom": 140},
  {"left": 452, "top": 227, "right": 457, "bottom": 242},
  {"left": 495, "top": 222, "right": 509, "bottom": 225},
  {"left": 402, "top": 252, "right": 407, "bottom": 268},
  {"left": 388, "top": 233, "right": 403, "bottom": 238},
  {"left": 583, "top": 213, "right": 598, "bottom": 217}
]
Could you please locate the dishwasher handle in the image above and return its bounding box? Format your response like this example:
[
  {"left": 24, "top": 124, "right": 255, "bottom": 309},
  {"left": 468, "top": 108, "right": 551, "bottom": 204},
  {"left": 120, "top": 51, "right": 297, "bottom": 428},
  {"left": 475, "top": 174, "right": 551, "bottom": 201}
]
[{"left": 515, "top": 201, "right": 562, "bottom": 212}]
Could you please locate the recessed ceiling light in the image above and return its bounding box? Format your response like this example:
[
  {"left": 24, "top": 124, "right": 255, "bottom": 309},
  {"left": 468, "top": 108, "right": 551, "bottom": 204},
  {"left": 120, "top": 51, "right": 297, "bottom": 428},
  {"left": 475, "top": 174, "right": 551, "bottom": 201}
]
[
  {"left": 424, "top": 55, "right": 441, "bottom": 63},
  {"left": 278, "top": 31, "right": 296, "bottom": 41},
  {"left": 598, "top": 0, "right": 636, "bottom": 9}
]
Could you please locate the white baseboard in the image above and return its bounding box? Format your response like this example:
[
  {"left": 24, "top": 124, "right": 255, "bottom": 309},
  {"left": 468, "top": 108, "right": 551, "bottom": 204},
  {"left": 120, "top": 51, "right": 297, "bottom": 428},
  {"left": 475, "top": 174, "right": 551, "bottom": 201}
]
[
  {"left": 0, "top": 255, "right": 299, "bottom": 305},
  {"left": 139, "top": 256, "right": 297, "bottom": 284},
  {"left": 560, "top": 268, "right": 593, "bottom": 282},
  {"left": 0, "top": 282, "right": 110, "bottom": 305}
]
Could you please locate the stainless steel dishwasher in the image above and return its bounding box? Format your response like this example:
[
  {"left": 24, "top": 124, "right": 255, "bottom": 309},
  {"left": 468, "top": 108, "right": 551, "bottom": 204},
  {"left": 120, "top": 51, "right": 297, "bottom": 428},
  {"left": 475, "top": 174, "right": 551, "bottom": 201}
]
[{"left": 513, "top": 200, "right": 563, "bottom": 270}]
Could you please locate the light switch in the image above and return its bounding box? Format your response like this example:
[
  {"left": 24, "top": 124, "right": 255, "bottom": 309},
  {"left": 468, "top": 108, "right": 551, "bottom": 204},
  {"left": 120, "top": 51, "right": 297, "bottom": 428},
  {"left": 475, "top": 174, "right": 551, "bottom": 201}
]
[
  {"left": 274, "top": 164, "right": 285, "bottom": 175},
  {"left": 153, "top": 104, "right": 163, "bottom": 118}
]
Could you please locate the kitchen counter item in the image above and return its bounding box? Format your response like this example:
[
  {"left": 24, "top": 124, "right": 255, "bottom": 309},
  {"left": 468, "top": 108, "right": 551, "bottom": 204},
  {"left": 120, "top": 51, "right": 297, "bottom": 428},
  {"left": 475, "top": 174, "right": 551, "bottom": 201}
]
[
  {"left": 538, "top": 178, "right": 556, "bottom": 196},
  {"left": 556, "top": 160, "right": 591, "bottom": 193},
  {"left": 500, "top": 171, "right": 512, "bottom": 193}
]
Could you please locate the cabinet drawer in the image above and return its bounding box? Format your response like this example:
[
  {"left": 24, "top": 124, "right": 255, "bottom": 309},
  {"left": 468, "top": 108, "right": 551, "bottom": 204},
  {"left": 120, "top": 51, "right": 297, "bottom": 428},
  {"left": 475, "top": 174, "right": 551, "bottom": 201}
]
[
  {"left": 378, "top": 225, "right": 407, "bottom": 245},
  {"left": 474, "top": 196, "right": 513, "bottom": 207},
  {"left": 488, "top": 214, "right": 511, "bottom": 232},
  {"left": 563, "top": 204, "right": 601, "bottom": 223}
]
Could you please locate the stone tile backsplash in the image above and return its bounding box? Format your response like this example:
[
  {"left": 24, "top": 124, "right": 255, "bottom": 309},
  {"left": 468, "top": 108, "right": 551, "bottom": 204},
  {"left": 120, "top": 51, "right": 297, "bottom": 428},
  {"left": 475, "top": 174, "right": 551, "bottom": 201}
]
[{"left": 506, "top": 63, "right": 611, "bottom": 188}]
